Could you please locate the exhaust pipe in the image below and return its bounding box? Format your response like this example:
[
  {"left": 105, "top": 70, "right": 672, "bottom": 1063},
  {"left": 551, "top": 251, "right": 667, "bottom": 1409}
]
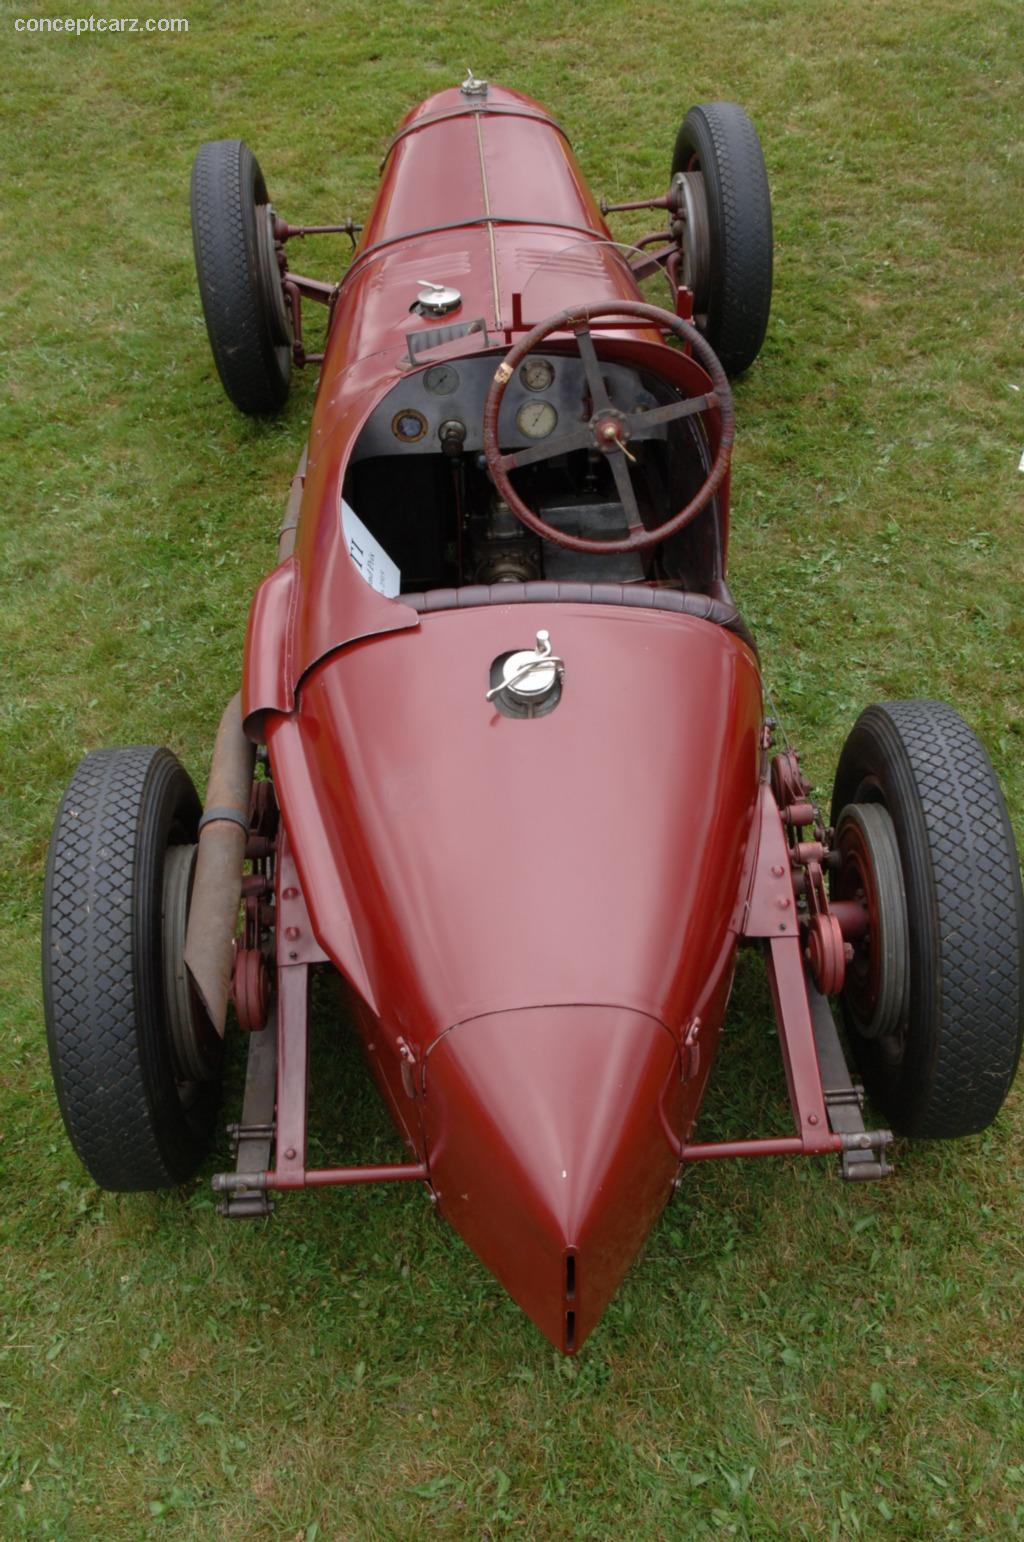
[{"left": 184, "top": 693, "right": 255, "bottom": 1035}]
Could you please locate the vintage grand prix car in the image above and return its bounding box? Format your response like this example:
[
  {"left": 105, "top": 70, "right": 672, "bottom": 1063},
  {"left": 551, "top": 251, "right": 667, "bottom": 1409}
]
[{"left": 43, "top": 77, "right": 1023, "bottom": 1353}]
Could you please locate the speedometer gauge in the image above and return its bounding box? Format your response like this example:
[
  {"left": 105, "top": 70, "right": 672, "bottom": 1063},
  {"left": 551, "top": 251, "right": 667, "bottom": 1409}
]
[
  {"left": 516, "top": 400, "right": 558, "bottom": 439},
  {"left": 520, "top": 358, "right": 555, "bottom": 392}
]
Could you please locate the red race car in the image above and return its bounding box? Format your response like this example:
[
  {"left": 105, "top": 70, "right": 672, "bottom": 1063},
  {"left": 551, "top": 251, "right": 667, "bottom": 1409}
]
[{"left": 43, "top": 78, "right": 1023, "bottom": 1354}]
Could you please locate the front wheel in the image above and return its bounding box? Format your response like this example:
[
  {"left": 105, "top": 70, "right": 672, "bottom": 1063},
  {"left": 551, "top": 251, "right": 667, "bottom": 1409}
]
[
  {"left": 670, "top": 102, "right": 773, "bottom": 377},
  {"left": 190, "top": 138, "right": 292, "bottom": 415},
  {"left": 42, "top": 746, "right": 223, "bottom": 1190},
  {"left": 831, "top": 701, "right": 1024, "bottom": 1138}
]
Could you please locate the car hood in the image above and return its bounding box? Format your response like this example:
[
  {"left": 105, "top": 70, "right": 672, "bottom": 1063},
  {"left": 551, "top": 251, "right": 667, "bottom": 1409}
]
[{"left": 267, "top": 601, "right": 761, "bottom": 1040}]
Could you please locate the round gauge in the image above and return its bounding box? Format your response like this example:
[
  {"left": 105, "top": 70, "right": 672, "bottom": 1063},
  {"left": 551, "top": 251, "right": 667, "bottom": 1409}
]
[
  {"left": 520, "top": 358, "right": 555, "bottom": 392},
  {"left": 423, "top": 364, "right": 460, "bottom": 396},
  {"left": 392, "top": 409, "right": 428, "bottom": 443},
  {"left": 516, "top": 400, "right": 558, "bottom": 440}
]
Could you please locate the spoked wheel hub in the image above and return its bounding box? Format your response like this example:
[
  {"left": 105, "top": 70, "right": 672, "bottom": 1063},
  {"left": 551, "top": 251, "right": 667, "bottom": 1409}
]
[
  {"left": 255, "top": 201, "right": 294, "bottom": 352},
  {"left": 833, "top": 802, "right": 910, "bottom": 1055},
  {"left": 162, "top": 843, "right": 223, "bottom": 1085},
  {"left": 668, "top": 170, "right": 711, "bottom": 320}
]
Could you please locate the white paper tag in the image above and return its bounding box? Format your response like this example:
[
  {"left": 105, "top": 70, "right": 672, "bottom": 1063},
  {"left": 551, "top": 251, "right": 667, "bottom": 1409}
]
[{"left": 340, "top": 499, "right": 401, "bottom": 597}]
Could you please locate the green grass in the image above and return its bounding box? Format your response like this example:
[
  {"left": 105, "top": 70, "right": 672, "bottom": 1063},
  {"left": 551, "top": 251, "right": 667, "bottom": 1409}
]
[{"left": 3, "top": 1, "right": 1024, "bottom": 1536}]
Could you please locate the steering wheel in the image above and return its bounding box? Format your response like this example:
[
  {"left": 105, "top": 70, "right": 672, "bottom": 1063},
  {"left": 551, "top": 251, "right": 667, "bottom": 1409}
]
[{"left": 482, "top": 300, "right": 734, "bottom": 555}]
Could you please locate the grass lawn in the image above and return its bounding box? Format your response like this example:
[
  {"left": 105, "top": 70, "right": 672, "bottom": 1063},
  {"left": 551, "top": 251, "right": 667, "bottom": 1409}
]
[{"left": 3, "top": 1, "right": 1023, "bottom": 1537}]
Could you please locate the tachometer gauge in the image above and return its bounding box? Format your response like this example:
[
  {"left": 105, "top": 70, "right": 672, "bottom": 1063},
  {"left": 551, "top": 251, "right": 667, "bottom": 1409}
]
[
  {"left": 423, "top": 364, "right": 460, "bottom": 395},
  {"left": 516, "top": 400, "right": 558, "bottom": 439},
  {"left": 520, "top": 358, "right": 555, "bottom": 392}
]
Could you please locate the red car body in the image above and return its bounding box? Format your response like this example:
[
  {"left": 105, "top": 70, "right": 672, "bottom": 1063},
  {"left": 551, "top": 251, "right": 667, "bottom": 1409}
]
[{"left": 238, "top": 85, "right": 777, "bottom": 1351}]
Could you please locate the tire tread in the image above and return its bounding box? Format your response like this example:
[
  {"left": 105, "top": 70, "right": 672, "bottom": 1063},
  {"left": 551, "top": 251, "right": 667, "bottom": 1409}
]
[
  {"left": 43, "top": 747, "right": 212, "bottom": 1189},
  {"left": 832, "top": 700, "right": 1023, "bottom": 1137},
  {"left": 673, "top": 102, "right": 773, "bottom": 376},
  {"left": 190, "top": 139, "right": 289, "bottom": 415}
]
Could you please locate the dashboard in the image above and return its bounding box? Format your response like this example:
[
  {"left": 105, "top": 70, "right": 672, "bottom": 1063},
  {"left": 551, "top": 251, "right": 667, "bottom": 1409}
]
[{"left": 349, "top": 353, "right": 668, "bottom": 462}]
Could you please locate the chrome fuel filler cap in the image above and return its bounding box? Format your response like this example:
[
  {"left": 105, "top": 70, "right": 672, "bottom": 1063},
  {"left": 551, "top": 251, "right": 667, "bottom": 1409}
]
[{"left": 486, "top": 629, "right": 564, "bottom": 705}]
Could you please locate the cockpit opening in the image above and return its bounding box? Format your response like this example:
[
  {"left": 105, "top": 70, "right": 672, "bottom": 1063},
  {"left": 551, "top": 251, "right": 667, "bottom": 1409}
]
[{"left": 341, "top": 351, "right": 724, "bottom": 594}]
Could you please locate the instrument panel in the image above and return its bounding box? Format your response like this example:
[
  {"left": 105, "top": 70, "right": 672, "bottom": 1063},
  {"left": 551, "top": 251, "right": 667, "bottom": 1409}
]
[{"left": 349, "top": 353, "right": 664, "bottom": 463}]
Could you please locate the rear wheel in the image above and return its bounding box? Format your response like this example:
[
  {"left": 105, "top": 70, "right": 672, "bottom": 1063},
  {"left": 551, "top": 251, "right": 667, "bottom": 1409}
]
[
  {"left": 831, "top": 701, "right": 1024, "bottom": 1138},
  {"left": 43, "top": 746, "right": 223, "bottom": 1190},
  {"left": 670, "top": 102, "right": 773, "bottom": 377},
  {"left": 190, "top": 138, "right": 292, "bottom": 415}
]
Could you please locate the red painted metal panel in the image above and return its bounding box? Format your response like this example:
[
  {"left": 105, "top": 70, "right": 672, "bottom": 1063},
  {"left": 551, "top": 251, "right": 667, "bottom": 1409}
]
[
  {"left": 274, "top": 964, "right": 309, "bottom": 1185},
  {"left": 266, "top": 1164, "right": 427, "bottom": 1191},
  {"left": 241, "top": 556, "right": 298, "bottom": 735},
  {"left": 266, "top": 606, "right": 762, "bottom": 1049},
  {"left": 355, "top": 86, "right": 609, "bottom": 296},
  {"left": 262, "top": 602, "right": 762, "bottom": 1346},
  {"left": 682, "top": 1136, "right": 841, "bottom": 1162},
  {"left": 348, "top": 987, "right": 426, "bottom": 1162},
  {"left": 735, "top": 779, "right": 801, "bottom": 941},
  {"left": 270, "top": 730, "right": 378, "bottom": 1012},
  {"left": 275, "top": 834, "right": 328, "bottom": 968},
  {"left": 765, "top": 935, "right": 836, "bottom": 1152},
  {"left": 423, "top": 1005, "right": 683, "bottom": 1353}
]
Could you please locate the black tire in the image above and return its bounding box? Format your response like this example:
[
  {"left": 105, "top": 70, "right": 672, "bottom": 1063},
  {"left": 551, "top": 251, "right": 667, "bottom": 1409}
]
[
  {"left": 190, "top": 139, "right": 292, "bottom": 415},
  {"left": 670, "top": 103, "right": 772, "bottom": 377},
  {"left": 42, "top": 746, "right": 223, "bottom": 1190},
  {"left": 831, "top": 701, "right": 1024, "bottom": 1138}
]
